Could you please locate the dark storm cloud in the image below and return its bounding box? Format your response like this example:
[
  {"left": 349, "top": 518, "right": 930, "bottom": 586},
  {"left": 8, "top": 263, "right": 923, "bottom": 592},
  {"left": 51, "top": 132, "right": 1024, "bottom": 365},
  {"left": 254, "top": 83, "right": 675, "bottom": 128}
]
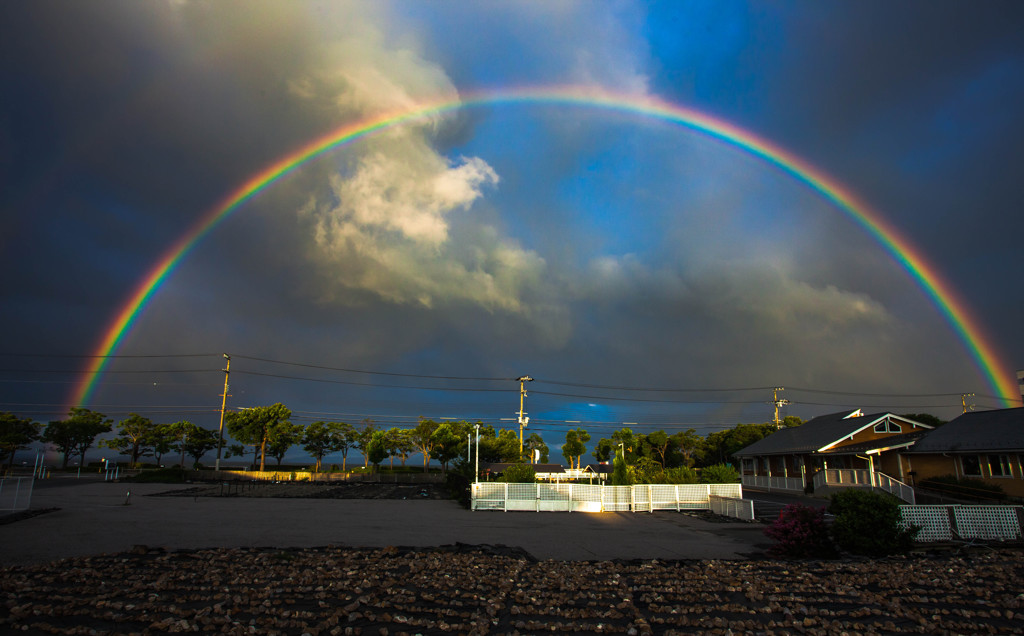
[{"left": 1, "top": 0, "right": 1021, "bottom": 437}]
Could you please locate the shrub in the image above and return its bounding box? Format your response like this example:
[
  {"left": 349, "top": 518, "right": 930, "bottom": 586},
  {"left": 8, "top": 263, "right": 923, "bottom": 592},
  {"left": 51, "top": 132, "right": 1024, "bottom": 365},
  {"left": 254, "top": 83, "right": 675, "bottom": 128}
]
[
  {"left": 829, "top": 489, "right": 919, "bottom": 556},
  {"left": 763, "top": 503, "right": 836, "bottom": 559},
  {"left": 498, "top": 463, "right": 537, "bottom": 483},
  {"left": 700, "top": 463, "right": 740, "bottom": 484},
  {"left": 660, "top": 466, "right": 699, "bottom": 484},
  {"left": 628, "top": 457, "right": 662, "bottom": 484},
  {"left": 918, "top": 474, "right": 1006, "bottom": 501},
  {"left": 446, "top": 472, "right": 471, "bottom": 508}
]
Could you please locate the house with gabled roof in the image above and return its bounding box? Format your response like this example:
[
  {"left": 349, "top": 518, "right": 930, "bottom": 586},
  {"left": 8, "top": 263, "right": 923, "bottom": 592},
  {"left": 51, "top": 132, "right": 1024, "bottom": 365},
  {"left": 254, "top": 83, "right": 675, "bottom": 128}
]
[
  {"left": 734, "top": 409, "right": 934, "bottom": 502},
  {"left": 903, "top": 407, "right": 1024, "bottom": 498}
]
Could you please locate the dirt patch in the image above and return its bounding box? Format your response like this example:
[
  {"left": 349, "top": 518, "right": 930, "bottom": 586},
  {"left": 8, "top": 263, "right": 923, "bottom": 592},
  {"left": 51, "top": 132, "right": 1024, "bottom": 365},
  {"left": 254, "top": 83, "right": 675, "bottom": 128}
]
[
  {"left": 2, "top": 546, "right": 1022, "bottom": 634},
  {"left": 151, "top": 481, "right": 450, "bottom": 500}
]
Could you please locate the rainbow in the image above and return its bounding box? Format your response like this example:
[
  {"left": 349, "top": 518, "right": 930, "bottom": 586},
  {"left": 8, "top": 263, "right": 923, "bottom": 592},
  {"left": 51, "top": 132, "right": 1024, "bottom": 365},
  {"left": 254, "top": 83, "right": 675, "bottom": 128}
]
[{"left": 67, "top": 86, "right": 1021, "bottom": 409}]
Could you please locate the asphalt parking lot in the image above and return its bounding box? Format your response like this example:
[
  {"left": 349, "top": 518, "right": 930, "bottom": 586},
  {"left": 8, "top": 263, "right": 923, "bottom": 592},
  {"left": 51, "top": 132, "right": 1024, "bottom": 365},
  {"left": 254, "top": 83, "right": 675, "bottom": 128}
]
[{"left": 0, "top": 477, "right": 774, "bottom": 566}]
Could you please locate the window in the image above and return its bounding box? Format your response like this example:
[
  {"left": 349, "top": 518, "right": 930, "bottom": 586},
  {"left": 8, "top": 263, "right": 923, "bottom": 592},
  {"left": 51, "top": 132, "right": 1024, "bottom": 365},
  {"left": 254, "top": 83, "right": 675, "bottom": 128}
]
[
  {"left": 961, "top": 455, "right": 982, "bottom": 477},
  {"left": 988, "top": 455, "right": 1012, "bottom": 478},
  {"left": 873, "top": 419, "right": 902, "bottom": 434}
]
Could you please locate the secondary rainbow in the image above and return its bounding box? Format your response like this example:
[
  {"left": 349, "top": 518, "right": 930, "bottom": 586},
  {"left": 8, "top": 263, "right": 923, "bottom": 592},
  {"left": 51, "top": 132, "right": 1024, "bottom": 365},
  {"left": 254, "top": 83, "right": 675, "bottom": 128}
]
[{"left": 67, "top": 86, "right": 1021, "bottom": 409}]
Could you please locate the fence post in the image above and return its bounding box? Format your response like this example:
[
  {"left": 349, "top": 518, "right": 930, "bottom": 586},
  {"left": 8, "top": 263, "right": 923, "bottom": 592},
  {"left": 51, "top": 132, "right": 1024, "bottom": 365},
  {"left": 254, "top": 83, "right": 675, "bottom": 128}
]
[
  {"left": 503, "top": 482, "right": 508, "bottom": 512},
  {"left": 947, "top": 506, "right": 960, "bottom": 540},
  {"left": 649, "top": 484, "right": 654, "bottom": 514},
  {"left": 675, "top": 485, "right": 680, "bottom": 512}
]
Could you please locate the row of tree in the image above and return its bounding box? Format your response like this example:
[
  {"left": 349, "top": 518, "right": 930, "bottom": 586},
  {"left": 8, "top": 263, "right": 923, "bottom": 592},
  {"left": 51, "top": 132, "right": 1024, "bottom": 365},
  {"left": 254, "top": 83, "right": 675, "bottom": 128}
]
[
  {"left": 1, "top": 405, "right": 944, "bottom": 474},
  {"left": 0, "top": 406, "right": 549, "bottom": 473}
]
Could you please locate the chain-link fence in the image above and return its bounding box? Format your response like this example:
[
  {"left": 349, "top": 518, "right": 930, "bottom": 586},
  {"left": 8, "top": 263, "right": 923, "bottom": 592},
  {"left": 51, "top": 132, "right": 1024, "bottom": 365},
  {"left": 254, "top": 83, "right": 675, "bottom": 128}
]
[
  {"left": 0, "top": 477, "right": 34, "bottom": 514},
  {"left": 472, "top": 482, "right": 745, "bottom": 515}
]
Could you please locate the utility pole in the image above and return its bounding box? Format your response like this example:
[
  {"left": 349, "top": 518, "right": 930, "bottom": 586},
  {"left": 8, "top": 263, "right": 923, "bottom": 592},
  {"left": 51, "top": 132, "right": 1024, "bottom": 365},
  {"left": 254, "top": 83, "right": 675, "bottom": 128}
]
[
  {"left": 474, "top": 422, "right": 480, "bottom": 484},
  {"left": 516, "top": 376, "right": 533, "bottom": 458},
  {"left": 961, "top": 393, "right": 975, "bottom": 414},
  {"left": 771, "top": 387, "right": 789, "bottom": 428},
  {"left": 215, "top": 354, "right": 230, "bottom": 471}
]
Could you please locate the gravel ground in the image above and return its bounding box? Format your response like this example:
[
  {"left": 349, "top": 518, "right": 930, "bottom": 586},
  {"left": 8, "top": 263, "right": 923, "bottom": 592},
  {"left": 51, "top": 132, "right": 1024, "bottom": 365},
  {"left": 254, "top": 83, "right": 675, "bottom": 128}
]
[{"left": 2, "top": 545, "right": 1022, "bottom": 635}]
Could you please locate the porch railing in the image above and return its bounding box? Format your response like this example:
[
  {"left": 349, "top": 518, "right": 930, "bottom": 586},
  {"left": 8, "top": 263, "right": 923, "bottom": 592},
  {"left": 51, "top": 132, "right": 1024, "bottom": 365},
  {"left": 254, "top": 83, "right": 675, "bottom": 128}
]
[
  {"left": 741, "top": 474, "right": 803, "bottom": 492},
  {"left": 812, "top": 469, "right": 915, "bottom": 504}
]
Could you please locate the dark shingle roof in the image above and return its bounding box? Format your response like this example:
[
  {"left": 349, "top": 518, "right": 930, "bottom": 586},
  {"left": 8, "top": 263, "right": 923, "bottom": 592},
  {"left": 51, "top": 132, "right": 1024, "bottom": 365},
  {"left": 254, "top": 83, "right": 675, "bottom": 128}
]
[
  {"left": 908, "top": 407, "right": 1024, "bottom": 453},
  {"left": 734, "top": 410, "right": 922, "bottom": 456}
]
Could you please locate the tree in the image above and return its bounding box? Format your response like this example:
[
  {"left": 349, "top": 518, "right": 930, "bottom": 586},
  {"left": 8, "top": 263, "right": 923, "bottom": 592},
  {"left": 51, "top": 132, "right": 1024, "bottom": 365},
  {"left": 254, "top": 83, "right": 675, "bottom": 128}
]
[
  {"left": 44, "top": 408, "right": 112, "bottom": 468},
  {"left": 385, "top": 427, "right": 414, "bottom": 468},
  {"left": 354, "top": 420, "right": 377, "bottom": 469},
  {"left": 698, "top": 423, "right": 775, "bottom": 467},
  {"left": 266, "top": 422, "right": 304, "bottom": 466},
  {"left": 670, "top": 429, "right": 702, "bottom": 467},
  {"left": 101, "top": 413, "right": 155, "bottom": 467},
  {"left": 562, "top": 428, "right": 588, "bottom": 469},
  {"left": 901, "top": 413, "right": 945, "bottom": 428},
  {"left": 410, "top": 418, "right": 438, "bottom": 472},
  {"left": 646, "top": 430, "right": 671, "bottom": 467},
  {"left": 611, "top": 428, "right": 638, "bottom": 463},
  {"left": 224, "top": 403, "right": 291, "bottom": 472},
  {"left": 335, "top": 422, "right": 356, "bottom": 471},
  {"left": 610, "top": 447, "right": 630, "bottom": 486},
  {"left": 225, "top": 443, "right": 249, "bottom": 465},
  {"left": 365, "top": 430, "right": 388, "bottom": 472},
  {"left": 592, "top": 438, "right": 614, "bottom": 463},
  {"left": 523, "top": 432, "right": 548, "bottom": 464},
  {"left": 0, "top": 412, "right": 40, "bottom": 471},
  {"left": 167, "top": 421, "right": 197, "bottom": 469},
  {"left": 302, "top": 421, "right": 348, "bottom": 472},
  {"left": 148, "top": 423, "right": 176, "bottom": 466},
  {"left": 430, "top": 421, "right": 466, "bottom": 475},
  {"left": 180, "top": 426, "right": 218, "bottom": 469}
]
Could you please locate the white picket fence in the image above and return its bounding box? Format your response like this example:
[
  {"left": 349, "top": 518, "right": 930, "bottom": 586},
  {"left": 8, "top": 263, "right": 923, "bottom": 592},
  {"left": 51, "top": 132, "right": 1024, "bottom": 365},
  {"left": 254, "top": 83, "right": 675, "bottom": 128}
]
[{"left": 472, "top": 482, "right": 745, "bottom": 515}]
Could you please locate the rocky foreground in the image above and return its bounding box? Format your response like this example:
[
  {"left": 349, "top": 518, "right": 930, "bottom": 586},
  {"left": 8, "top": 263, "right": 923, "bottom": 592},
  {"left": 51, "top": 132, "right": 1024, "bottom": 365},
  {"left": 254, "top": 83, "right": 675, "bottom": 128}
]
[{"left": 1, "top": 545, "right": 1022, "bottom": 635}]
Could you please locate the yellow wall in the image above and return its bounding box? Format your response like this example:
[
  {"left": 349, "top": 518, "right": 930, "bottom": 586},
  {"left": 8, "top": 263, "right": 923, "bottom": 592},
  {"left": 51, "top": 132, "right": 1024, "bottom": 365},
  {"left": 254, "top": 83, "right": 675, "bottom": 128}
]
[{"left": 905, "top": 453, "right": 1024, "bottom": 498}]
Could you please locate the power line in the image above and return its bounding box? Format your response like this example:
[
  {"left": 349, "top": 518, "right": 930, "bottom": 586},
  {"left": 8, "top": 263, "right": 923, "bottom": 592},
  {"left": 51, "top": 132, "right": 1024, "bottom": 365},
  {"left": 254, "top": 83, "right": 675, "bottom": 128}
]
[
  {"left": 232, "top": 369, "right": 512, "bottom": 392},
  {"left": 231, "top": 354, "right": 513, "bottom": 382}
]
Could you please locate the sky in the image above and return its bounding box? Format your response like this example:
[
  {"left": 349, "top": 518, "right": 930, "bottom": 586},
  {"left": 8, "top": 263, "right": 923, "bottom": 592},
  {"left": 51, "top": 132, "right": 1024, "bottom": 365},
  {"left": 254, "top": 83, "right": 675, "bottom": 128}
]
[{"left": 2, "top": 1, "right": 1023, "bottom": 463}]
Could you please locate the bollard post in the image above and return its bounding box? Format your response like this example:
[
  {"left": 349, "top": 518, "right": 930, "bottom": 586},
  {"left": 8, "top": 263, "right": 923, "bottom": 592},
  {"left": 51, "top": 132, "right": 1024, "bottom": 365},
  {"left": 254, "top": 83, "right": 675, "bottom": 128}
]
[{"left": 124, "top": 490, "right": 131, "bottom": 506}]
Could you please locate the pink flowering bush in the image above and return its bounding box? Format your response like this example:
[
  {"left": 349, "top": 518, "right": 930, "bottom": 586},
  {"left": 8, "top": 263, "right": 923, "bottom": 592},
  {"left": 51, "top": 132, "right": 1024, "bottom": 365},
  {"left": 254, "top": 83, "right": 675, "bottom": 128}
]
[{"left": 763, "top": 503, "right": 837, "bottom": 559}]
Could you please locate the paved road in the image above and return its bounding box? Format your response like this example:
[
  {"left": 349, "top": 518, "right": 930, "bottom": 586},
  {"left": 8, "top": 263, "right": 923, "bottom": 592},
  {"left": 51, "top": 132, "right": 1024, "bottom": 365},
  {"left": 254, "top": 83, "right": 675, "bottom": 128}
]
[
  {"left": 1, "top": 477, "right": 776, "bottom": 566},
  {"left": 744, "top": 488, "right": 834, "bottom": 522}
]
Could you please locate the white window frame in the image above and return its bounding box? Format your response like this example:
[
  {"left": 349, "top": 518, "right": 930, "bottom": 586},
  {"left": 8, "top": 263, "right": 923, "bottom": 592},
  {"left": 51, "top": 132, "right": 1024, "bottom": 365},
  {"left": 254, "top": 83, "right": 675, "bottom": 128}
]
[
  {"left": 961, "top": 455, "right": 982, "bottom": 477},
  {"left": 873, "top": 419, "right": 902, "bottom": 434},
  {"left": 987, "top": 454, "right": 1012, "bottom": 478}
]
